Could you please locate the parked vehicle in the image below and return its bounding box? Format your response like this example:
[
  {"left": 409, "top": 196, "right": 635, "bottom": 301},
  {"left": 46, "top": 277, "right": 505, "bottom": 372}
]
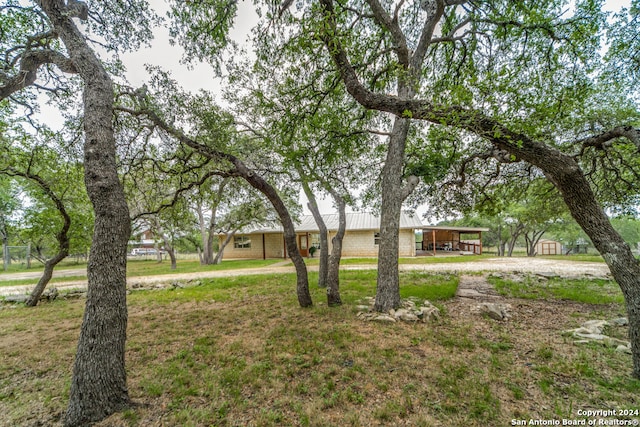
[{"left": 130, "top": 248, "right": 162, "bottom": 256}]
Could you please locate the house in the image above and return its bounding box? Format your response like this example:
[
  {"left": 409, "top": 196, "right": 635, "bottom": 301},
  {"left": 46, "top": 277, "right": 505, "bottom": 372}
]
[
  {"left": 220, "top": 212, "right": 488, "bottom": 259},
  {"left": 221, "top": 212, "right": 423, "bottom": 259}
]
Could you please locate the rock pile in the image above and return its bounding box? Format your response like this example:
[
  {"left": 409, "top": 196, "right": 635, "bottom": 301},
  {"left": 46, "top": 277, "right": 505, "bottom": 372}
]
[
  {"left": 564, "top": 318, "right": 631, "bottom": 354},
  {"left": 356, "top": 297, "right": 441, "bottom": 323}
]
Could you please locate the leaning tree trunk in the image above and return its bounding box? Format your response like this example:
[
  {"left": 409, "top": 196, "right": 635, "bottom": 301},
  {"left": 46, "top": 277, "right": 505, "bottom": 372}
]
[
  {"left": 4, "top": 168, "right": 71, "bottom": 306},
  {"left": 213, "top": 231, "right": 236, "bottom": 265},
  {"left": 527, "top": 153, "right": 640, "bottom": 377},
  {"left": 374, "top": 117, "right": 411, "bottom": 312},
  {"left": 41, "top": 2, "right": 132, "bottom": 425},
  {"left": 139, "top": 107, "right": 312, "bottom": 307},
  {"left": 230, "top": 161, "right": 312, "bottom": 307},
  {"left": 325, "top": 190, "right": 346, "bottom": 306},
  {"left": 26, "top": 199, "right": 70, "bottom": 306},
  {"left": 300, "top": 178, "right": 329, "bottom": 288}
]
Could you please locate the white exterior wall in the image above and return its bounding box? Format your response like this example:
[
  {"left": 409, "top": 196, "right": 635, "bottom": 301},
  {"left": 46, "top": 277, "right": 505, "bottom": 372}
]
[
  {"left": 398, "top": 229, "right": 416, "bottom": 257},
  {"left": 328, "top": 229, "right": 416, "bottom": 257},
  {"left": 264, "top": 233, "right": 286, "bottom": 258},
  {"left": 220, "top": 234, "right": 265, "bottom": 259},
  {"left": 222, "top": 229, "right": 417, "bottom": 259}
]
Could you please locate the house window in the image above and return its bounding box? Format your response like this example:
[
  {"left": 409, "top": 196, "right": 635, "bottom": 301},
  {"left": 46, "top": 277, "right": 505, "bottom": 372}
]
[
  {"left": 234, "top": 235, "right": 251, "bottom": 249},
  {"left": 374, "top": 232, "right": 380, "bottom": 245}
]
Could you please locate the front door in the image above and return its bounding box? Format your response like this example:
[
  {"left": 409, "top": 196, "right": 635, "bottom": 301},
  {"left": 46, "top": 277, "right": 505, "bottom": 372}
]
[{"left": 299, "top": 234, "right": 309, "bottom": 257}]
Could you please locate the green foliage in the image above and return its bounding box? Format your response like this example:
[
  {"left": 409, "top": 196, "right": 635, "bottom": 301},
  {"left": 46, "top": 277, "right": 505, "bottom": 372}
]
[{"left": 489, "top": 275, "right": 625, "bottom": 305}]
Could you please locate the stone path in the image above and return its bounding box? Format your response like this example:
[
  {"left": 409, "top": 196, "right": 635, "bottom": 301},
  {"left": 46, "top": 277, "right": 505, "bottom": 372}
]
[{"left": 455, "top": 274, "right": 502, "bottom": 301}]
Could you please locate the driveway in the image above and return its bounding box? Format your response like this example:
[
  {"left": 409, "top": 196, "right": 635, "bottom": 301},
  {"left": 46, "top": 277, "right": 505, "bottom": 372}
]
[{"left": 0, "top": 257, "right": 611, "bottom": 297}]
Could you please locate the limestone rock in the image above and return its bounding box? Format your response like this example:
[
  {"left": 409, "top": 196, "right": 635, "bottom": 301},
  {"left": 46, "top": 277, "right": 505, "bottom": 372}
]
[
  {"left": 3, "top": 295, "right": 28, "bottom": 304},
  {"left": 477, "top": 302, "right": 510, "bottom": 321},
  {"left": 616, "top": 344, "right": 632, "bottom": 354},
  {"left": 611, "top": 317, "right": 628, "bottom": 326}
]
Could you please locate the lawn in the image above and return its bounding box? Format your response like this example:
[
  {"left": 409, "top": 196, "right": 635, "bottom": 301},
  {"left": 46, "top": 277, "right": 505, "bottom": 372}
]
[
  {"left": 0, "top": 259, "right": 284, "bottom": 287},
  {"left": 1, "top": 270, "right": 637, "bottom": 426}
]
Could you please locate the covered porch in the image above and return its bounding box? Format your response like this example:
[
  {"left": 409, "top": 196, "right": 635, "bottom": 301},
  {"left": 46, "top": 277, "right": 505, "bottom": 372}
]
[{"left": 418, "top": 226, "right": 489, "bottom": 256}]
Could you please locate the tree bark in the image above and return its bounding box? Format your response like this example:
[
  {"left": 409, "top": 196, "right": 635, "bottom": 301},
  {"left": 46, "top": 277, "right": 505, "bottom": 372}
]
[
  {"left": 213, "top": 230, "right": 236, "bottom": 265},
  {"left": 516, "top": 151, "right": 640, "bottom": 377},
  {"left": 230, "top": 161, "right": 312, "bottom": 307},
  {"left": 506, "top": 223, "right": 524, "bottom": 257},
  {"left": 203, "top": 180, "right": 227, "bottom": 265},
  {"left": 374, "top": 117, "right": 411, "bottom": 312},
  {"left": 300, "top": 178, "right": 329, "bottom": 288},
  {"left": 23, "top": 175, "right": 71, "bottom": 306},
  {"left": 134, "top": 107, "right": 313, "bottom": 307},
  {"left": 38, "top": 1, "right": 132, "bottom": 425},
  {"left": 326, "top": 190, "right": 345, "bottom": 306},
  {"left": 525, "top": 229, "right": 546, "bottom": 257}
]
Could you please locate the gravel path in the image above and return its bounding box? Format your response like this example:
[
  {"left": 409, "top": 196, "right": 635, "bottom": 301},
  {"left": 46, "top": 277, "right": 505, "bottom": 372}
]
[{"left": 0, "top": 257, "right": 610, "bottom": 297}]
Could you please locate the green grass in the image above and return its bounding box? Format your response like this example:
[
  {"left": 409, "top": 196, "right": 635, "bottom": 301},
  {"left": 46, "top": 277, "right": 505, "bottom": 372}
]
[
  {"left": 0, "top": 258, "right": 283, "bottom": 287},
  {"left": 488, "top": 275, "right": 624, "bottom": 304},
  {"left": 1, "top": 270, "right": 637, "bottom": 427}
]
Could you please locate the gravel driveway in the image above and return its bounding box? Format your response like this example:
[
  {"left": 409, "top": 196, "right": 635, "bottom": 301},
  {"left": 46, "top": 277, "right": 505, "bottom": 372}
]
[{"left": 0, "top": 257, "right": 610, "bottom": 297}]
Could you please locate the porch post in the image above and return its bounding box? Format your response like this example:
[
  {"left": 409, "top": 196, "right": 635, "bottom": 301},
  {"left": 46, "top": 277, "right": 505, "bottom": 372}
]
[
  {"left": 432, "top": 229, "right": 436, "bottom": 256},
  {"left": 479, "top": 232, "right": 483, "bottom": 255},
  {"left": 262, "top": 234, "right": 266, "bottom": 260}
]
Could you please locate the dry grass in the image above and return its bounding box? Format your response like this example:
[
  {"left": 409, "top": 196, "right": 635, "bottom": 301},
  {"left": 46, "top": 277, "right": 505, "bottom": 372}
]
[{"left": 0, "top": 271, "right": 638, "bottom": 427}]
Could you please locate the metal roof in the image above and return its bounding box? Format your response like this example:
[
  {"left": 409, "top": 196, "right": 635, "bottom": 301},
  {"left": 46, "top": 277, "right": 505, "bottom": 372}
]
[
  {"left": 247, "top": 212, "right": 424, "bottom": 234},
  {"left": 421, "top": 225, "right": 490, "bottom": 233}
]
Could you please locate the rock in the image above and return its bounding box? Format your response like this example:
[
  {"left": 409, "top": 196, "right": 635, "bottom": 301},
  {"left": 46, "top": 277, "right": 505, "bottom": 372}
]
[
  {"left": 393, "top": 309, "right": 419, "bottom": 322},
  {"left": 42, "top": 287, "right": 58, "bottom": 301},
  {"left": 171, "top": 281, "right": 183, "bottom": 289},
  {"left": 611, "top": 317, "right": 628, "bottom": 326},
  {"left": 372, "top": 315, "right": 396, "bottom": 323},
  {"left": 3, "top": 295, "right": 28, "bottom": 304},
  {"left": 356, "top": 305, "right": 370, "bottom": 312},
  {"left": 417, "top": 304, "right": 440, "bottom": 322},
  {"left": 477, "top": 302, "right": 509, "bottom": 321},
  {"left": 616, "top": 345, "right": 632, "bottom": 354},
  {"left": 565, "top": 319, "right": 631, "bottom": 350},
  {"left": 582, "top": 319, "right": 609, "bottom": 331},
  {"left": 536, "top": 272, "right": 559, "bottom": 279}
]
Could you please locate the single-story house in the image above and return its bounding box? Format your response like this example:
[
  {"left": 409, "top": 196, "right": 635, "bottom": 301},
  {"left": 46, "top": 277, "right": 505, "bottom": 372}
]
[
  {"left": 221, "top": 213, "right": 488, "bottom": 259},
  {"left": 221, "top": 212, "right": 423, "bottom": 259}
]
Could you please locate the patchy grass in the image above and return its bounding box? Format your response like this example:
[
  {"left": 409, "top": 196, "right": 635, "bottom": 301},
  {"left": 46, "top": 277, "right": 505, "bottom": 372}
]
[
  {"left": 488, "top": 275, "right": 625, "bottom": 305},
  {"left": 538, "top": 254, "right": 605, "bottom": 263},
  {"left": 1, "top": 271, "right": 638, "bottom": 427},
  {"left": 125, "top": 258, "right": 283, "bottom": 277}
]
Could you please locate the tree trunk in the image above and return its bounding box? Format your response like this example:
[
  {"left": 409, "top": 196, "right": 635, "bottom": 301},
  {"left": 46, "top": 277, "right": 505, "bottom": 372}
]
[
  {"left": 230, "top": 161, "right": 312, "bottom": 307},
  {"left": 374, "top": 117, "right": 411, "bottom": 312},
  {"left": 213, "top": 231, "right": 236, "bottom": 265},
  {"left": 506, "top": 223, "right": 524, "bottom": 257},
  {"left": 40, "top": 2, "right": 132, "bottom": 425},
  {"left": 203, "top": 180, "right": 226, "bottom": 265},
  {"left": 138, "top": 104, "right": 312, "bottom": 307},
  {"left": 497, "top": 139, "right": 640, "bottom": 378},
  {"left": 326, "top": 191, "right": 346, "bottom": 306},
  {"left": 300, "top": 178, "right": 329, "bottom": 288},
  {"left": 195, "top": 201, "right": 209, "bottom": 265},
  {"left": 2, "top": 237, "right": 8, "bottom": 271},
  {"left": 525, "top": 229, "right": 546, "bottom": 257},
  {"left": 24, "top": 173, "right": 71, "bottom": 306}
]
